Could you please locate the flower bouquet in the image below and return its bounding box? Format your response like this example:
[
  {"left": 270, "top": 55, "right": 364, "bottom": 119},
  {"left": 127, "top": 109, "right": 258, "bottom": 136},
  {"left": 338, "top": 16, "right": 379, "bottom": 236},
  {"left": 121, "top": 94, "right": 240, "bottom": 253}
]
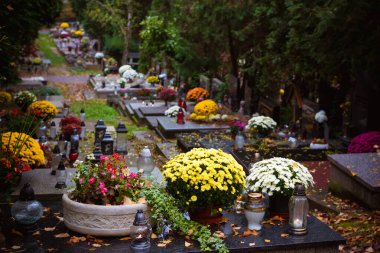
[
  {"left": 60, "top": 22, "right": 70, "bottom": 29},
  {"left": 186, "top": 87, "right": 209, "bottom": 101},
  {"left": 60, "top": 116, "right": 81, "bottom": 138},
  {"left": 189, "top": 99, "right": 218, "bottom": 121},
  {"left": 165, "top": 105, "right": 186, "bottom": 117},
  {"left": 147, "top": 76, "right": 160, "bottom": 85},
  {"left": 0, "top": 91, "right": 12, "bottom": 105},
  {"left": 348, "top": 131, "right": 380, "bottom": 153},
  {"left": 247, "top": 115, "right": 277, "bottom": 137},
  {"left": 163, "top": 148, "right": 246, "bottom": 214},
  {"left": 14, "top": 91, "right": 37, "bottom": 111},
  {"left": 229, "top": 120, "right": 246, "bottom": 136},
  {"left": 246, "top": 157, "right": 314, "bottom": 197},
  {"left": 71, "top": 153, "right": 147, "bottom": 205},
  {"left": 158, "top": 87, "right": 177, "bottom": 105},
  {"left": 28, "top": 100, "right": 58, "bottom": 121}
]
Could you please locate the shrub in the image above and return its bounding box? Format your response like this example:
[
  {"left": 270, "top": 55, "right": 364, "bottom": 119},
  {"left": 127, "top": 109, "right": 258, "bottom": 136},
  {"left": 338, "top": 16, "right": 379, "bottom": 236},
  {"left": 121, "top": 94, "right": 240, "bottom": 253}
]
[{"left": 348, "top": 131, "right": 380, "bottom": 153}]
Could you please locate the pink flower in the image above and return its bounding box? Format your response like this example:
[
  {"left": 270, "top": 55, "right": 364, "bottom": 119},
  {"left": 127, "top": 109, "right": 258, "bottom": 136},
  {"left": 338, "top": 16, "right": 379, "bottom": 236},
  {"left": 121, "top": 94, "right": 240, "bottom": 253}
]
[
  {"left": 79, "top": 178, "right": 84, "bottom": 184},
  {"left": 129, "top": 172, "right": 137, "bottom": 178},
  {"left": 99, "top": 182, "right": 107, "bottom": 196},
  {"left": 89, "top": 177, "right": 96, "bottom": 184},
  {"left": 126, "top": 183, "right": 132, "bottom": 188},
  {"left": 100, "top": 155, "right": 109, "bottom": 162}
]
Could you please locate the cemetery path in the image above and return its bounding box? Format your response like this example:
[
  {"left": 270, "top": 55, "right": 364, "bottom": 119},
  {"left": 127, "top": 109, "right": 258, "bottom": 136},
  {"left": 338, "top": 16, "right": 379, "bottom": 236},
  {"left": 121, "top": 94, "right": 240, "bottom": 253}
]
[{"left": 44, "top": 74, "right": 88, "bottom": 84}]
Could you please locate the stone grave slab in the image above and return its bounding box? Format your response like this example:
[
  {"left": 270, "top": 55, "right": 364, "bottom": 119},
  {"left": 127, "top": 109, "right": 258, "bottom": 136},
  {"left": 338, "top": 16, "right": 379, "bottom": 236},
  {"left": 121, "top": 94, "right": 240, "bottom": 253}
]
[
  {"left": 11, "top": 167, "right": 163, "bottom": 201},
  {"left": 156, "top": 142, "right": 180, "bottom": 160},
  {"left": 176, "top": 132, "right": 205, "bottom": 152},
  {"left": 157, "top": 117, "right": 229, "bottom": 138},
  {"left": 145, "top": 116, "right": 168, "bottom": 129},
  {"left": 139, "top": 106, "right": 167, "bottom": 116},
  {"left": 198, "top": 132, "right": 235, "bottom": 153},
  {"left": 328, "top": 153, "right": 380, "bottom": 209}
]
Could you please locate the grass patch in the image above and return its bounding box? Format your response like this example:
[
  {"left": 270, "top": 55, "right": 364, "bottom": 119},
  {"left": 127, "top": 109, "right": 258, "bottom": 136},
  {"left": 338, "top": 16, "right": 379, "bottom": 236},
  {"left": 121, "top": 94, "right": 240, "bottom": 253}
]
[
  {"left": 69, "top": 67, "right": 102, "bottom": 75},
  {"left": 70, "top": 99, "right": 148, "bottom": 131},
  {"left": 36, "top": 32, "right": 66, "bottom": 66}
]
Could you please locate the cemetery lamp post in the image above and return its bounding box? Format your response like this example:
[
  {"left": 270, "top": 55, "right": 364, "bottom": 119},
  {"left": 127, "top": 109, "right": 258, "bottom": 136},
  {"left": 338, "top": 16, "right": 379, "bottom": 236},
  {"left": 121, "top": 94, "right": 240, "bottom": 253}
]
[
  {"left": 289, "top": 184, "right": 309, "bottom": 235},
  {"left": 101, "top": 132, "right": 114, "bottom": 155},
  {"left": 11, "top": 183, "right": 44, "bottom": 252},
  {"left": 94, "top": 119, "right": 107, "bottom": 146},
  {"left": 130, "top": 210, "right": 152, "bottom": 253},
  {"left": 115, "top": 122, "right": 128, "bottom": 154}
]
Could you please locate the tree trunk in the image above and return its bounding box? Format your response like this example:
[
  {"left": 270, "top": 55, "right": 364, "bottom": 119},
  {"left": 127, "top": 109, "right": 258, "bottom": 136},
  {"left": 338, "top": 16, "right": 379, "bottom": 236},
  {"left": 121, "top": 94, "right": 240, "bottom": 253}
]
[
  {"left": 227, "top": 25, "right": 240, "bottom": 108},
  {"left": 121, "top": 8, "right": 133, "bottom": 65}
]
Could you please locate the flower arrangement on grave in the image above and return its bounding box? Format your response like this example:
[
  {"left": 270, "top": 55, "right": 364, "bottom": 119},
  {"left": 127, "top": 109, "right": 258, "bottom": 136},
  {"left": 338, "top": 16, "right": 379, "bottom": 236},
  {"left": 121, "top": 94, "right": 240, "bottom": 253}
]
[
  {"left": 94, "top": 52, "right": 104, "bottom": 59},
  {"left": 60, "top": 116, "right": 82, "bottom": 136},
  {"left": 32, "top": 57, "right": 42, "bottom": 65},
  {"left": 73, "top": 30, "right": 83, "bottom": 37},
  {"left": 14, "top": 91, "right": 37, "bottom": 110},
  {"left": 348, "top": 131, "right": 380, "bottom": 153},
  {"left": 189, "top": 99, "right": 218, "bottom": 121},
  {"left": 118, "top": 65, "right": 132, "bottom": 75},
  {"left": 0, "top": 91, "right": 12, "bottom": 105},
  {"left": 28, "top": 100, "right": 58, "bottom": 121},
  {"left": 122, "top": 67, "right": 139, "bottom": 81},
  {"left": 247, "top": 115, "right": 277, "bottom": 137},
  {"left": 3, "top": 108, "right": 40, "bottom": 136},
  {"left": 106, "top": 57, "right": 117, "bottom": 67},
  {"left": 117, "top": 78, "right": 127, "bottom": 88},
  {"left": 1, "top": 132, "right": 45, "bottom": 168},
  {"left": 147, "top": 75, "right": 159, "bottom": 85},
  {"left": 60, "top": 22, "right": 70, "bottom": 29},
  {"left": 246, "top": 157, "right": 314, "bottom": 197},
  {"left": 158, "top": 87, "right": 177, "bottom": 104},
  {"left": 186, "top": 87, "right": 209, "bottom": 101},
  {"left": 71, "top": 153, "right": 147, "bottom": 205},
  {"left": 164, "top": 105, "right": 186, "bottom": 118},
  {"left": 138, "top": 88, "right": 151, "bottom": 97},
  {"left": 163, "top": 148, "right": 246, "bottom": 212},
  {"left": 229, "top": 119, "right": 246, "bottom": 136}
]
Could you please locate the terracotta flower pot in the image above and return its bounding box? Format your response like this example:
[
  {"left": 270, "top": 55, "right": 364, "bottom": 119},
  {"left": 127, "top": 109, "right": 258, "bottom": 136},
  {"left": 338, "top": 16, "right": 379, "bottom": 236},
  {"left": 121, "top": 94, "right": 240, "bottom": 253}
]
[{"left": 188, "top": 207, "right": 223, "bottom": 225}]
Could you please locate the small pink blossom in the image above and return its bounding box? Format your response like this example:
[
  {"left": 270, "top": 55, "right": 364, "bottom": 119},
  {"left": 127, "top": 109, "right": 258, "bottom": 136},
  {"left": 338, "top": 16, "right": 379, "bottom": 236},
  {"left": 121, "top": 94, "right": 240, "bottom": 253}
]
[
  {"left": 99, "top": 182, "right": 107, "bottom": 196},
  {"left": 126, "top": 183, "right": 132, "bottom": 188},
  {"left": 129, "top": 172, "right": 137, "bottom": 178},
  {"left": 79, "top": 178, "right": 84, "bottom": 184},
  {"left": 89, "top": 177, "right": 96, "bottom": 184}
]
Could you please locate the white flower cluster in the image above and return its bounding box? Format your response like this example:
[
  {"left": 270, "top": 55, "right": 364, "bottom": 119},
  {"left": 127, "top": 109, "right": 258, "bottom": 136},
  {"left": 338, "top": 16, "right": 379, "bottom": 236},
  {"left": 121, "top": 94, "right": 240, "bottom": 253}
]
[
  {"left": 118, "top": 65, "right": 132, "bottom": 75},
  {"left": 315, "top": 110, "right": 328, "bottom": 123},
  {"left": 94, "top": 52, "right": 104, "bottom": 59},
  {"left": 246, "top": 157, "right": 314, "bottom": 196},
  {"left": 165, "top": 105, "right": 186, "bottom": 117},
  {"left": 247, "top": 115, "right": 277, "bottom": 132}
]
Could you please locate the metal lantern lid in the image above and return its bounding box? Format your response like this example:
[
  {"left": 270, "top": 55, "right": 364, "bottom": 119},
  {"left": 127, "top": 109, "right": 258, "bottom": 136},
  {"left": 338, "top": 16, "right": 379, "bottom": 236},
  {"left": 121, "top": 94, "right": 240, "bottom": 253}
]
[
  {"left": 293, "top": 184, "right": 306, "bottom": 196},
  {"left": 116, "top": 122, "right": 128, "bottom": 133},
  {"left": 72, "top": 128, "right": 78, "bottom": 136},
  {"left": 19, "top": 183, "right": 36, "bottom": 201},
  {"left": 140, "top": 146, "right": 152, "bottom": 157},
  {"left": 51, "top": 121, "right": 56, "bottom": 127},
  {"left": 81, "top": 121, "right": 85, "bottom": 127},
  {"left": 95, "top": 119, "right": 107, "bottom": 130},
  {"left": 80, "top": 108, "right": 85, "bottom": 113},
  {"left": 102, "top": 132, "right": 113, "bottom": 141},
  {"left": 39, "top": 135, "right": 47, "bottom": 143},
  {"left": 133, "top": 210, "right": 148, "bottom": 226}
]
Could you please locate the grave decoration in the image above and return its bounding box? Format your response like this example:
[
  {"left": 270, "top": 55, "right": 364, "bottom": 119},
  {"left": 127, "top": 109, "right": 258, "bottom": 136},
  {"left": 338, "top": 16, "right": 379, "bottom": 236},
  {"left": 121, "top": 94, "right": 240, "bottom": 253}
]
[
  {"left": 247, "top": 115, "right": 277, "bottom": 138},
  {"left": 146, "top": 75, "right": 160, "bottom": 85},
  {"left": 0, "top": 91, "right": 12, "bottom": 105},
  {"left": 158, "top": 87, "right": 177, "bottom": 106},
  {"left": 229, "top": 119, "right": 246, "bottom": 138},
  {"left": 28, "top": 100, "right": 58, "bottom": 121},
  {"left": 60, "top": 116, "right": 81, "bottom": 140},
  {"left": 164, "top": 105, "right": 187, "bottom": 117},
  {"left": 186, "top": 87, "right": 209, "bottom": 101},
  {"left": 347, "top": 131, "right": 380, "bottom": 153},
  {"left": 14, "top": 91, "right": 37, "bottom": 111},
  {"left": 189, "top": 99, "right": 218, "bottom": 121},
  {"left": 246, "top": 157, "right": 314, "bottom": 217},
  {"left": 289, "top": 184, "right": 309, "bottom": 235},
  {"left": 117, "top": 77, "right": 127, "bottom": 88},
  {"left": 162, "top": 148, "right": 245, "bottom": 224},
  {"left": 59, "top": 22, "right": 69, "bottom": 29}
]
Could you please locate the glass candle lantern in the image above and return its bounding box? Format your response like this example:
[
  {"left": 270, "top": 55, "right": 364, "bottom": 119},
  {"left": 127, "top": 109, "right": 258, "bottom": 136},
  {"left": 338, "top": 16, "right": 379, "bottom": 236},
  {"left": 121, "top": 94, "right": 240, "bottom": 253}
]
[
  {"left": 58, "top": 133, "right": 67, "bottom": 155},
  {"left": 178, "top": 97, "right": 183, "bottom": 107},
  {"left": 36, "top": 120, "right": 47, "bottom": 139},
  {"left": 51, "top": 145, "right": 61, "bottom": 175},
  {"left": 80, "top": 108, "right": 85, "bottom": 122},
  {"left": 94, "top": 119, "right": 107, "bottom": 145},
  {"left": 176, "top": 108, "right": 185, "bottom": 124},
  {"left": 137, "top": 146, "right": 155, "bottom": 177},
  {"left": 116, "top": 122, "right": 128, "bottom": 154},
  {"left": 70, "top": 128, "right": 80, "bottom": 152},
  {"left": 62, "top": 106, "right": 70, "bottom": 117},
  {"left": 235, "top": 131, "right": 245, "bottom": 149},
  {"left": 182, "top": 100, "right": 187, "bottom": 111},
  {"left": 80, "top": 121, "right": 86, "bottom": 140},
  {"left": 130, "top": 210, "right": 152, "bottom": 252},
  {"left": 93, "top": 145, "right": 103, "bottom": 163},
  {"left": 50, "top": 121, "right": 57, "bottom": 139},
  {"left": 55, "top": 155, "right": 67, "bottom": 189},
  {"left": 289, "top": 184, "right": 309, "bottom": 235},
  {"left": 101, "top": 132, "right": 114, "bottom": 155}
]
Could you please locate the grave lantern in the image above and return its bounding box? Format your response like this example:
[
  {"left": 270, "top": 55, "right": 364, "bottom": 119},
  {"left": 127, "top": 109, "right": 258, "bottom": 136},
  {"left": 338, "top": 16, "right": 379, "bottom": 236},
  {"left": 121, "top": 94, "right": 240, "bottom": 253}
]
[
  {"left": 130, "top": 210, "right": 152, "bottom": 252},
  {"left": 51, "top": 144, "right": 60, "bottom": 175},
  {"left": 11, "top": 183, "right": 44, "bottom": 252},
  {"left": 93, "top": 145, "right": 103, "bottom": 163},
  {"left": 137, "top": 146, "right": 155, "bottom": 177},
  {"left": 55, "top": 155, "right": 67, "bottom": 189},
  {"left": 80, "top": 121, "right": 86, "bottom": 140},
  {"left": 115, "top": 122, "right": 128, "bottom": 154},
  {"left": 49, "top": 121, "right": 57, "bottom": 139},
  {"left": 289, "top": 184, "right": 308, "bottom": 235},
  {"left": 36, "top": 120, "right": 47, "bottom": 139},
  {"left": 80, "top": 108, "right": 85, "bottom": 122},
  {"left": 70, "top": 128, "right": 80, "bottom": 152},
  {"left": 176, "top": 108, "right": 185, "bottom": 124},
  {"left": 94, "top": 119, "right": 107, "bottom": 145},
  {"left": 58, "top": 133, "right": 67, "bottom": 155},
  {"left": 101, "top": 132, "right": 114, "bottom": 155}
]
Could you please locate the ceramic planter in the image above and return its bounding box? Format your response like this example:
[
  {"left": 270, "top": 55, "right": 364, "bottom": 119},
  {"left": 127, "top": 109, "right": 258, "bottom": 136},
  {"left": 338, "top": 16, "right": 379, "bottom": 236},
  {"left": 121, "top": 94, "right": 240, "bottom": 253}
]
[{"left": 62, "top": 194, "right": 149, "bottom": 236}]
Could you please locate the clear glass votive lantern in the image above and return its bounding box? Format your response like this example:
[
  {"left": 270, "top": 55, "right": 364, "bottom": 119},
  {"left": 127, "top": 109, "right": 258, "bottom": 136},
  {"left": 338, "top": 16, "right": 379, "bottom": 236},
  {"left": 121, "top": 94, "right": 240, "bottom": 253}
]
[{"left": 289, "top": 184, "right": 309, "bottom": 235}]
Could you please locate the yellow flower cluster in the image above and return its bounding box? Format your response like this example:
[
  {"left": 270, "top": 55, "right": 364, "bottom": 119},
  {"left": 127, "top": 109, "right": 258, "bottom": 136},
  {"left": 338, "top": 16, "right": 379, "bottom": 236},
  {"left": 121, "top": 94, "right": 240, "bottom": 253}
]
[
  {"left": 0, "top": 91, "right": 12, "bottom": 104},
  {"left": 190, "top": 99, "right": 218, "bottom": 121},
  {"left": 186, "top": 87, "right": 209, "bottom": 101},
  {"left": 60, "top": 22, "right": 69, "bottom": 29},
  {"left": 1, "top": 132, "right": 45, "bottom": 167},
  {"left": 163, "top": 148, "right": 245, "bottom": 210},
  {"left": 147, "top": 76, "right": 159, "bottom": 84},
  {"left": 28, "top": 100, "right": 58, "bottom": 120},
  {"left": 74, "top": 30, "right": 83, "bottom": 37}
]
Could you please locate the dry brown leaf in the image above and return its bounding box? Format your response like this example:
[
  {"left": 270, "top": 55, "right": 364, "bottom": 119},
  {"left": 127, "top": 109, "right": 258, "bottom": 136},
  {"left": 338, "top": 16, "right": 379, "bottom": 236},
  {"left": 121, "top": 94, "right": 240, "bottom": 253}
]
[
  {"left": 280, "top": 233, "right": 289, "bottom": 238},
  {"left": 243, "top": 229, "right": 252, "bottom": 237},
  {"left": 265, "top": 239, "right": 271, "bottom": 243},
  {"left": 44, "top": 227, "right": 56, "bottom": 232},
  {"left": 162, "top": 237, "right": 173, "bottom": 244},
  {"left": 32, "top": 231, "right": 41, "bottom": 236},
  {"left": 92, "top": 243, "right": 102, "bottom": 248},
  {"left": 120, "top": 236, "right": 132, "bottom": 241},
  {"left": 55, "top": 216, "right": 64, "bottom": 222},
  {"left": 44, "top": 207, "right": 51, "bottom": 213},
  {"left": 11, "top": 229, "right": 23, "bottom": 237},
  {"left": 157, "top": 243, "right": 167, "bottom": 247},
  {"left": 185, "top": 241, "right": 193, "bottom": 248},
  {"left": 54, "top": 233, "right": 70, "bottom": 238},
  {"left": 215, "top": 231, "right": 227, "bottom": 239},
  {"left": 350, "top": 171, "right": 357, "bottom": 177},
  {"left": 151, "top": 233, "right": 158, "bottom": 239},
  {"left": 47, "top": 248, "right": 57, "bottom": 252},
  {"left": 11, "top": 245, "right": 21, "bottom": 250},
  {"left": 67, "top": 236, "right": 86, "bottom": 244},
  {"left": 251, "top": 230, "right": 258, "bottom": 236}
]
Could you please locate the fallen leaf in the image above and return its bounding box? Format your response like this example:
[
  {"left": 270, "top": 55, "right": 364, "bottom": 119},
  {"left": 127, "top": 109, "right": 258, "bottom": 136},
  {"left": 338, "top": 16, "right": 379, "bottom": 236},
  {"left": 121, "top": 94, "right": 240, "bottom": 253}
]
[
  {"left": 55, "top": 216, "right": 64, "bottom": 222},
  {"left": 265, "top": 239, "right": 271, "bottom": 243},
  {"left": 47, "top": 248, "right": 57, "bottom": 252},
  {"left": 243, "top": 229, "right": 252, "bottom": 237},
  {"left": 120, "top": 236, "right": 131, "bottom": 241},
  {"left": 11, "top": 245, "right": 21, "bottom": 250},
  {"left": 162, "top": 237, "right": 173, "bottom": 244},
  {"left": 44, "top": 227, "right": 56, "bottom": 232},
  {"left": 103, "top": 243, "right": 111, "bottom": 246},
  {"left": 92, "top": 243, "right": 102, "bottom": 248},
  {"left": 350, "top": 171, "right": 357, "bottom": 177},
  {"left": 280, "top": 233, "right": 289, "bottom": 237},
  {"left": 44, "top": 207, "right": 51, "bottom": 213},
  {"left": 185, "top": 241, "right": 193, "bottom": 248},
  {"left": 157, "top": 243, "right": 167, "bottom": 247},
  {"left": 11, "top": 229, "right": 23, "bottom": 237},
  {"left": 251, "top": 230, "right": 258, "bottom": 236},
  {"left": 54, "top": 233, "right": 70, "bottom": 238},
  {"left": 67, "top": 236, "right": 86, "bottom": 244},
  {"left": 151, "top": 233, "right": 158, "bottom": 239},
  {"left": 32, "top": 231, "right": 41, "bottom": 236}
]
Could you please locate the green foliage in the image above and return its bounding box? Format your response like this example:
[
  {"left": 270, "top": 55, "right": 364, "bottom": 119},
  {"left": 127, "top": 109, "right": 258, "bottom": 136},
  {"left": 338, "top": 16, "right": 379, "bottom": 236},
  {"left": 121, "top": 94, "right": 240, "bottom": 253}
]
[
  {"left": 31, "top": 86, "right": 62, "bottom": 97},
  {"left": 142, "top": 185, "right": 229, "bottom": 253},
  {"left": 214, "top": 82, "right": 228, "bottom": 102},
  {"left": 35, "top": 33, "right": 65, "bottom": 66}
]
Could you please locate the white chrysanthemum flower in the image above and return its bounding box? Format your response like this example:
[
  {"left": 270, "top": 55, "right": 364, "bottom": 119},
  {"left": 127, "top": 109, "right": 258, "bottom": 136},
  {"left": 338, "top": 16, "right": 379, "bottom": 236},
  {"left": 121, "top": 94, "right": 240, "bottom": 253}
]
[
  {"left": 164, "top": 105, "right": 186, "bottom": 117},
  {"left": 118, "top": 65, "right": 132, "bottom": 74},
  {"left": 94, "top": 52, "right": 104, "bottom": 59},
  {"left": 315, "top": 110, "right": 328, "bottom": 123}
]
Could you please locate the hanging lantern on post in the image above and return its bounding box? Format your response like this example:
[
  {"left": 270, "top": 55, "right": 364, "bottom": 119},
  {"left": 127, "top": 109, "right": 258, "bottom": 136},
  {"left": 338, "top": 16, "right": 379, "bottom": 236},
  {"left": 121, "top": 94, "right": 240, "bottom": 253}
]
[
  {"left": 289, "top": 184, "right": 309, "bottom": 235},
  {"left": 101, "top": 132, "right": 114, "bottom": 155},
  {"left": 94, "top": 119, "right": 107, "bottom": 145},
  {"left": 49, "top": 121, "right": 57, "bottom": 140},
  {"left": 130, "top": 210, "right": 152, "bottom": 252},
  {"left": 137, "top": 146, "right": 155, "bottom": 177},
  {"left": 115, "top": 122, "right": 128, "bottom": 154},
  {"left": 55, "top": 155, "right": 67, "bottom": 189}
]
